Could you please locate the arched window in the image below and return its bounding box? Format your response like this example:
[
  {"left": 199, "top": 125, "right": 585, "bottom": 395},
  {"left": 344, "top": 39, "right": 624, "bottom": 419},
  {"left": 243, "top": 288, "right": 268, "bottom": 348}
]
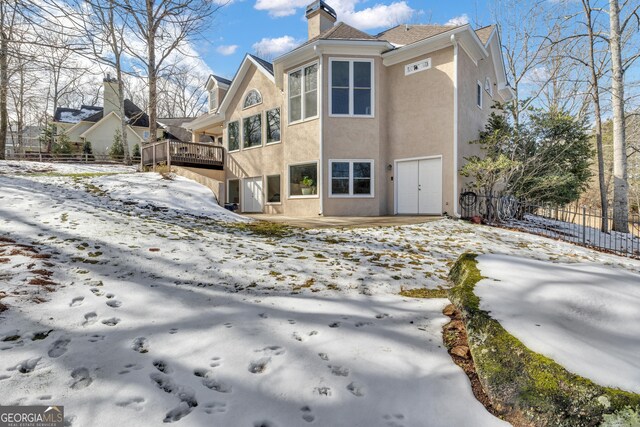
[{"left": 243, "top": 89, "right": 262, "bottom": 108}]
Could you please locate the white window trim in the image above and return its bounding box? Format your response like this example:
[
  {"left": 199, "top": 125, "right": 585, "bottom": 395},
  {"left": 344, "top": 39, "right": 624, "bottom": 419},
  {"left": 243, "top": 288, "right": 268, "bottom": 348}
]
[
  {"left": 242, "top": 113, "right": 263, "bottom": 150},
  {"left": 329, "top": 58, "right": 375, "bottom": 118},
  {"left": 477, "top": 80, "right": 483, "bottom": 109},
  {"left": 265, "top": 174, "right": 282, "bottom": 205},
  {"left": 485, "top": 77, "right": 493, "bottom": 97},
  {"left": 226, "top": 178, "right": 241, "bottom": 205},
  {"left": 227, "top": 121, "right": 240, "bottom": 153},
  {"left": 265, "top": 108, "right": 281, "bottom": 145},
  {"left": 328, "top": 159, "right": 375, "bottom": 198},
  {"left": 242, "top": 89, "right": 263, "bottom": 110},
  {"left": 288, "top": 61, "right": 320, "bottom": 126},
  {"left": 287, "top": 161, "right": 320, "bottom": 199}
]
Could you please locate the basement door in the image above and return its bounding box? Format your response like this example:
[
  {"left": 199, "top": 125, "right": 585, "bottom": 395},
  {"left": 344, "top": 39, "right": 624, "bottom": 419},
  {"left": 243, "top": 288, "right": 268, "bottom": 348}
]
[
  {"left": 396, "top": 158, "right": 443, "bottom": 215},
  {"left": 242, "top": 177, "right": 263, "bottom": 213}
]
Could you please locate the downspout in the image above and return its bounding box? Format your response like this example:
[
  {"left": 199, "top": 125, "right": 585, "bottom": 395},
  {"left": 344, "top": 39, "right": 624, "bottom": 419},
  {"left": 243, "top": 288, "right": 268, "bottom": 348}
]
[
  {"left": 316, "top": 46, "right": 324, "bottom": 216},
  {"left": 451, "top": 34, "right": 460, "bottom": 218}
]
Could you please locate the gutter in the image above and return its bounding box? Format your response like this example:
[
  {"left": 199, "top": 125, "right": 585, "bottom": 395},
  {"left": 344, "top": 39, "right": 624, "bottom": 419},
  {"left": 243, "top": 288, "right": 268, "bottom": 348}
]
[{"left": 451, "top": 34, "right": 461, "bottom": 218}]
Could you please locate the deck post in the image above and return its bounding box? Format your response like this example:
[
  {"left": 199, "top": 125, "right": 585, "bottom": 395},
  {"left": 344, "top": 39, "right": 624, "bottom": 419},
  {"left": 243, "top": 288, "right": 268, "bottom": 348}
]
[{"left": 166, "top": 140, "right": 171, "bottom": 169}]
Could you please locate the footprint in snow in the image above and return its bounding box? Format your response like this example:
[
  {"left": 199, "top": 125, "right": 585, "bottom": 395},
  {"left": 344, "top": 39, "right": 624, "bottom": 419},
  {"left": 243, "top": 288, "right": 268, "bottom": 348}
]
[
  {"left": 301, "top": 406, "right": 315, "bottom": 423},
  {"left": 248, "top": 358, "right": 271, "bottom": 374},
  {"left": 105, "top": 293, "right": 115, "bottom": 299},
  {"left": 328, "top": 365, "right": 349, "bottom": 377},
  {"left": 375, "top": 313, "right": 390, "bottom": 319},
  {"left": 383, "top": 414, "right": 406, "bottom": 427},
  {"left": 202, "top": 378, "right": 232, "bottom": 393},
  {"left": 328, "top": 322, "right": 341, "bottom": 328},
  {"left": 88, "top": 334, "right": 104, "bottom": 343},
  {"left": 164, "top": 401, "right": 195, "bottom": 423},
  {"left": 293, "top": 331, "right": 318, "bottom": 342},
  {"left": 101, "top": 318, "right": 120, "bottom": 327},
  {"left": 69, "top": 297, "right": 84, "bottom": 307},
  {"left": 254, "top": 421, "right": 278, "bottom": 427},
  {"left": 169, "top": 328, "right": 178, "bottom": 334},
  {"left": 106, "top": 300, "right": 122, "bottom": 308},
  {"left": 83, "top": 312, "right": 97, "bottom": 326},
  {"left": 318, "top": 353, "right": 329, "bottom": 361},
  {"left": 70, "top": 367, "right": 92, "bottom": 390},
  {"left": 48, "top": 338, "right": 70, "bottom": 358},
  {"left": 347, "top": 382, "right": 365, "bottom": 397},
  {"left": 153, "top": 360, "right": 172, "bottom": 374},
  {"left": 258, "top": 313, "right": 268, "bottom": 319},
  {"left": 90, "top": 288, "right": 104, "bottom": 297},
  {"left": 116, "top": 397, "right": 145, "bottom": 412},
  {"left": 223, "top": 323, "right": 232, "bottom": 329},
  {"left": 209, "top": 357, "right": 222, "bottom": 368},
  {"left": 355, "top": 321, "right": 374, "bottom": 328},
  {"left": 314, "top": 386, "right": 332, "bottom": 397},
  {"left": 204, "top": 401, "right": 227, "bottom": 414},
  {"left": 287, "top": 319, "right": 296, "bottom": 324}
]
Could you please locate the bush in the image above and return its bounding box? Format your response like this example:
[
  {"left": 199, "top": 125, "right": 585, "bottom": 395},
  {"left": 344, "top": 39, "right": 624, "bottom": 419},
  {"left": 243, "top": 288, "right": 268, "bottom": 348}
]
[
  {"left": 132, "top": 144, "right": 141, "bottom": 162},
  {"left": 52, "top": 133, "right": 73, "bottom": 156},
  {"left": 109, "top": 129, "right": 125, "bottom": 160},
  {"left": 82, "top": 140, "right": 95, "bottom": 161}
]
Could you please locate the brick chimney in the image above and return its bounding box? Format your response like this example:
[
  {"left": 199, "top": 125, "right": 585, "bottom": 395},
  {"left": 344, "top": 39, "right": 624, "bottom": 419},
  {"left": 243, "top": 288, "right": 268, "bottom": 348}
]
[
  {"left": 306, "top": 0, "right": 337, "bottom": 40},
  {"left": 103, "top": 74, "right": 119, "bottom": 117}
]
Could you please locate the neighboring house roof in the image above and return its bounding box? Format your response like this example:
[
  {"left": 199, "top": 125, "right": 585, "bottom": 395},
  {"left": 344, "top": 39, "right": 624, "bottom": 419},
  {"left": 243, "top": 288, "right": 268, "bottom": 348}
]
[
  {"left": 158, "top": 117, "right": 195, "bottom": 143},
  {"left": 79, "top": 111, "right": 145, "bottom": 142},
  {"left": 54, "top": 99, "right": 153, "bottom": 128},
  {"left": 54, "top": 105, "right": 103, "bottom": 124}
]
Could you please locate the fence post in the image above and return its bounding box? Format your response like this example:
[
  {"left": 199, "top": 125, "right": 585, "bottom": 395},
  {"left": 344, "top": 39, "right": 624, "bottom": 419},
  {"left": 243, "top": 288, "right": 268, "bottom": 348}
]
[
  {"left": 152, "top": 143, "right": 156, "bottom": 172},
  {"left": 582, "top": 207, "right": 586, "bottom": 245}
]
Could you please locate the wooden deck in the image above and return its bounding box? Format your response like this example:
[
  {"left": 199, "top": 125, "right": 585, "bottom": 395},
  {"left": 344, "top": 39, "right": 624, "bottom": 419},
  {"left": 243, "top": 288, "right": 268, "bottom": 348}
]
[{"left": 141, "top": 140, "right": 224, "bottom": 170}]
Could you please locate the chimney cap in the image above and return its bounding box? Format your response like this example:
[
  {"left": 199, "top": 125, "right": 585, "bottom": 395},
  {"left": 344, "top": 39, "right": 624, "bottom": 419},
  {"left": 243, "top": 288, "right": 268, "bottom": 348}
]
[
  {"left": 103, "top": 73, "right": 117, "bottom": 83},
  {"left": 305, "top": 0, "right": 337, "bottom": 20}
]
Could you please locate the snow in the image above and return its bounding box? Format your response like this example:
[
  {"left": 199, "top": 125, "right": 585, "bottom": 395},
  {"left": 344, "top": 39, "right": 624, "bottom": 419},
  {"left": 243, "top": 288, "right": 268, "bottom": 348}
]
[
  {"left": 475, "top": 254, "right": 640, "bottom": 394},
  {"left": 1, "top": 160, "right": 640, "bottom": 426},
  {"left": 0, "top": 160, "right": 136, "bottom": 175},
  {"left": 58, "top": 107, "right": 101, "bottom": 124}
]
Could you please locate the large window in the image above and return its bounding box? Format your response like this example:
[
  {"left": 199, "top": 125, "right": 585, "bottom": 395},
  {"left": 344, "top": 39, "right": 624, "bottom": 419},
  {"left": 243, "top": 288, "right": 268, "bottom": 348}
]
[
  {"left": 330, "top": 59, "right": 373, "bottom": 117},
  {"left": 266, "top": 108, "right": 281, "bottom": 144},
  {"left": 228, "top": 121, "right": 239, "bottom": 152},
  {"left": 243, "top": 114, "right": 262, "bottom": 148},
  {"left": 243, "top": 89, "right": 262, "bottom": 109},
  {"left": 289, "top": 162, "right": 318, "bottom": 197},
  {"left": 228, "top": 179, "right": 240, "bottom": 204},
  {"left": 266, "top": 175, "right": 281, "bottom": 203},
  {"left": 289, "top": 63, "right": 318, "bottom": 123},
  {"left": 329, "top": 160, "right": 373, "bottom": 197}
]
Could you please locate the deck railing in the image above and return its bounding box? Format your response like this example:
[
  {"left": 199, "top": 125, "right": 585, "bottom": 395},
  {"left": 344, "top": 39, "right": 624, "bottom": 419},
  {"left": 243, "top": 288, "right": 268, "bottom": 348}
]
[{"left": 141, "top": 140, "right": 224, "bottom": 170}]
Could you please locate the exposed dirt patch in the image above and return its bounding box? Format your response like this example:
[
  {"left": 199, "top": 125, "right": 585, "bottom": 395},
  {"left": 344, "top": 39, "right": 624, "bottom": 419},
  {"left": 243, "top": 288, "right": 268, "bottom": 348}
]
[{"left": 442, "top": 304, "right": 498, "bottom": 417}]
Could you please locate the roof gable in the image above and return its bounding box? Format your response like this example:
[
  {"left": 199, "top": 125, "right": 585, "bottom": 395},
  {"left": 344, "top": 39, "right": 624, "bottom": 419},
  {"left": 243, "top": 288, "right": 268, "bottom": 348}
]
[
  {"left": 215, "top": 54, "right": 275, "bottom": 116},
  {"left": 376, "top": 24, "right": 456, "bottom": 46}
]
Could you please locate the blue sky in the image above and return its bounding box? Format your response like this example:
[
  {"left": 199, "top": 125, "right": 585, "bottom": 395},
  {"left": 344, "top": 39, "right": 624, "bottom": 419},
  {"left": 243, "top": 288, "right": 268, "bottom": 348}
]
[{"left": 196, "top": 0, "right": 493, "bottom": 78}]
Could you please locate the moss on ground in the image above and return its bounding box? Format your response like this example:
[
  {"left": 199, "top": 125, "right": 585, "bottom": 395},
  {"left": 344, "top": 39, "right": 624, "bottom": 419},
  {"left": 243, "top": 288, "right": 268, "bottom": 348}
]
[
  {"left": 399, "top": 288, "right": 448, "bottom": 299},
  {"left": 231, "top": 221, "right": 293, "bottom": 238},
  {"left": 448, "top": 253, "right": 640, "bottom": 427}
]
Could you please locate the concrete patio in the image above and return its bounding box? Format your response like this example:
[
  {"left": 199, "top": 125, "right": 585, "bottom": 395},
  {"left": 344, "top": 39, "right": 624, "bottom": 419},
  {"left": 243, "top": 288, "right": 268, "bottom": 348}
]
[{"left": 243, "top": 214, "right": 443, "bottom": 229}]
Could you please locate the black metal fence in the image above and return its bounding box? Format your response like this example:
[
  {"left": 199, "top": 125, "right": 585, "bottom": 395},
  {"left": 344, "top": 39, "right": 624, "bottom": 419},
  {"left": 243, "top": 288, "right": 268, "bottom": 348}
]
[{"left": 460, "top": 190, "right": 640, "bottom": 259}]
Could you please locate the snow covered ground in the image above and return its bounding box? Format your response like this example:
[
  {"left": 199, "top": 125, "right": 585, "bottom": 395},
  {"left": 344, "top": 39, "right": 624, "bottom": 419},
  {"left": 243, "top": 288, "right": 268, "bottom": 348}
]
[
  {"left": 1, "top": 161, "right": 639, "bottom": 426},
  {"left": 475, "top": 254, "right": 640, "bottom": 394}
]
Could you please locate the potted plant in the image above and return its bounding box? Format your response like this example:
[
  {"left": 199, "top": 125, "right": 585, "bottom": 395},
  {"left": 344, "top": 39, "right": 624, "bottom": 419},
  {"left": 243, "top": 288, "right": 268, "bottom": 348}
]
[{"left": 300, "top": 176, "right": 314, "bottom": 195}]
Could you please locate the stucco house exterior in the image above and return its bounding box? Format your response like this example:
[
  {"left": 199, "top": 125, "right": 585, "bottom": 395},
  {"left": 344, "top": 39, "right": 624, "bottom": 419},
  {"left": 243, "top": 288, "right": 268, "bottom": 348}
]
[
  {"left": 186, "top": 0, "right": 514, "bottom": 217},
  {"left": 53, "top": 77, "right": 161, "bottom": 155}
]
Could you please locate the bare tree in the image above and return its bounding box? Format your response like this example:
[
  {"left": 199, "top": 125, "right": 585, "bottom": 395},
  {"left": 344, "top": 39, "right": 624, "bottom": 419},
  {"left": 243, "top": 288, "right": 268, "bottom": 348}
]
[
  {"left": 0, "top": 1, "right": 18, "bottom": 159},
  {"left": 122, "top": 0, "right": 224, "bottom": 144}
]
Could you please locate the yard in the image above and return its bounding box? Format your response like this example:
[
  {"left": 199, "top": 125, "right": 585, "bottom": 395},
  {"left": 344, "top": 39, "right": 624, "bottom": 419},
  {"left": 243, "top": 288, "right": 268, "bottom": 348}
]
[{"left": 1, "top": 161, "right": 639, "bottom": 426}]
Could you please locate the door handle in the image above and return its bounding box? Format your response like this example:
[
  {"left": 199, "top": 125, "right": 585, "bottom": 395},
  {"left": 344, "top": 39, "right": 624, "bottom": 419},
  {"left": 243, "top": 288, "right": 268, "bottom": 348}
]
[{"left": 418, "top": 185, "right": 422, "bottom": 191}]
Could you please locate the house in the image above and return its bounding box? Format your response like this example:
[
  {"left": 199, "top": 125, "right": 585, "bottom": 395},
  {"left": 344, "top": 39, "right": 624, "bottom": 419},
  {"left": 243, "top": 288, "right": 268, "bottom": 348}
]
[
  {"left": 54, "top": 77, "right": 161, "bottom": 155},
  {"left": 5, "top": 125, "right": 43, "bottom": 155},
  {"left": 186, "top": 0, "right": 514, "bottom": 216},
  {"left": 159, "top": 117, "right": 217, "bottom": 144}
]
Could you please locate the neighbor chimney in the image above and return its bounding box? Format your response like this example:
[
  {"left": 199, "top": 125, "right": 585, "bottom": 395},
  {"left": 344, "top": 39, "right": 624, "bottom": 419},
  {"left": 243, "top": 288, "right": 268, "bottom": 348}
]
[
  {"left": 305, "top": 0, "right": 337, "bottom": 40},
  {"left": 103, "top": 74, "right": 119, "bottom": 118}
]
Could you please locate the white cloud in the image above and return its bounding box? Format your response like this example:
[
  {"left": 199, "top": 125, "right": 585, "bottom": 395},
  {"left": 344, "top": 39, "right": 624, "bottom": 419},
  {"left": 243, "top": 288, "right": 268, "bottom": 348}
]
[
  {"left": 216, "top": 44, "right": 239, "bottom": 56},
  {"left": 254, "top": 0, "right": 416, "bottom": 30},
  {"left": 444, "top": 14, "right": 469, "bottom": 26},
  {"left": 252, "top": 35, "right": 302, "bottom": 58}
]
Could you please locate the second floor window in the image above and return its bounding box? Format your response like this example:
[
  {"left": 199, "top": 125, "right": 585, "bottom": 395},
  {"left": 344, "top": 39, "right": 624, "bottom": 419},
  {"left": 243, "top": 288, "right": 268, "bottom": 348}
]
[
  {"left": 330, "top": 59, "right": 373, "bottom": 117},
  {"left": 209, "top": 90, "right": 217, "bottom": 112},
  {"left": 243, "top": 114, "right": 262, "bottom": 148},
  {"left": 228, "top": 121, "right": 239, "bottom": 151},
  {"left": 289, "top": 63, "right": 318, "bottom": 123},
  {"left": 266, "top": 108, "right": 281, "bottom": 144}
]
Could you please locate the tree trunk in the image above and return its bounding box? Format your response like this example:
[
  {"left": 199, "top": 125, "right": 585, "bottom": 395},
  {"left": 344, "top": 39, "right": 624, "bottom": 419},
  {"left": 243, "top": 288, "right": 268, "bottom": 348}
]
[
  {"left": 0, "top": 7, "right": 8, "bottom": 160},
  {"left": 146, "top": 0, "right": 157, "bottom": 147},
  {"left": 583, "top": 0, "right": 609, "bottom": 232},
  {"left": 609, "top": 0, "right": 629, "bottom": 233}
]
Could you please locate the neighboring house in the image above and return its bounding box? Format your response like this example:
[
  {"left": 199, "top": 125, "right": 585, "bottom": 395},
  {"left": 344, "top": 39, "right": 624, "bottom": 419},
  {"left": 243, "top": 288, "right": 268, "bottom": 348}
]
[
  {"left": 54, "top": 77, "right": 160, "bottom": 155},
  {"left": 5, "top": 125, "right": 43, "bottom": 155},
  {"left": 186, "top": 0, "right": 514, "bottom": 216},
  {"left": 159, "top": 117, "right": 217, "bottom": 144}
]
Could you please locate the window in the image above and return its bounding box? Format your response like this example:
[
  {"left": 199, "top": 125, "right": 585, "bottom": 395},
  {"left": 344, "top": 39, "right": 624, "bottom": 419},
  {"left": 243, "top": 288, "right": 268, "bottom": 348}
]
[
  {"left": 477, "top": 81, "right": 483, "bottom": 109},
  {"left": 228, "top": 121, "right": 239, "bottom": 151},
  {"left": 266, "top": 175, "right": 281, "bottom": 203},
  {"left": 266, "top": 108, "right": 281, "bottom": 144},
  {"left": 484, "top": 77, "right": 493, "bottom": 96},
  {"left": 330, "top": 59, "right": 373, "bottom": 117},
  {"left": 228, "top": 179, "right": 240, "bottom": 204},
  {"left": 209, "top": 89, "right": 218, "bottom": 112},
  {"left": 243, "top": 90, "right": 262, "bottom": 109},
  {"left": 243, "top": 114, "right": 262, "bottom": 148},
  {"left": 330, "top": 160, "right": 373, "bottom": 197},
  {"left": 288, "top": 63, "right": 318, "bottom": 123},
  {"left": 289, "top": 163, "right": 318, "bottom": 197}
]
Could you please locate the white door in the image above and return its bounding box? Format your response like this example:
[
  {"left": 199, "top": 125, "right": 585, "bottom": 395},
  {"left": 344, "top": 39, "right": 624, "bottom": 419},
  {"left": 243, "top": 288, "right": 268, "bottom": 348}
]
[
  {"left": 396, "top": 158, "right": 442, "bottom": 215},
  {"left": 242, "top": 177, "right": 263, "bottom": 213}
]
